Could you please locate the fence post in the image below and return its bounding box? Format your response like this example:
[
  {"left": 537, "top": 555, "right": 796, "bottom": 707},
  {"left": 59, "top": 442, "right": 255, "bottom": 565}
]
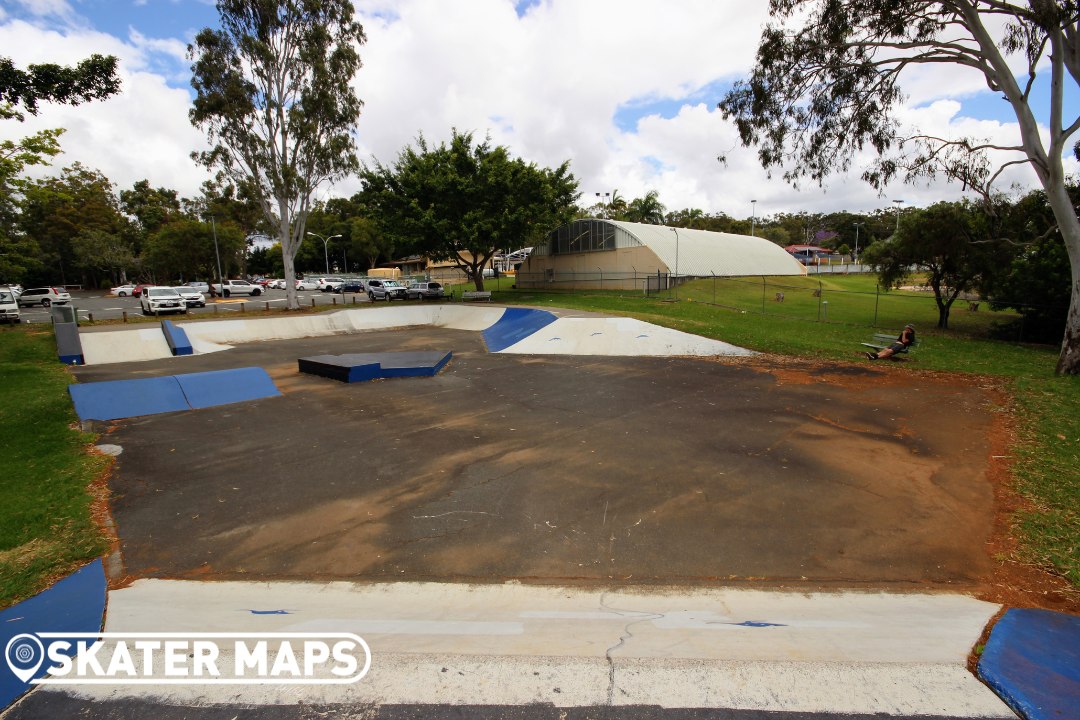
[
  {"left": 240, "top": 302, "right": 245, "bottom": 313},
  {"left": 311, "top": 297, "right": 316, "bottom": 308},
  {"left": 122, "top": 311, "right": 127, "bottom": 323},
  {"left": 265, "top": 302, "right": 270, "bottom": 312}
]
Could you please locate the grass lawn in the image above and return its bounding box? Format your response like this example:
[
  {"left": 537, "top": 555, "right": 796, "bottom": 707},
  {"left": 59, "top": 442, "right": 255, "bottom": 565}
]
[
  {"left": 0, "top": 275, "right": 1076, "bottom": 609},
  {"left": 0, "top": 326, "right": 110, "bottom": 608}
]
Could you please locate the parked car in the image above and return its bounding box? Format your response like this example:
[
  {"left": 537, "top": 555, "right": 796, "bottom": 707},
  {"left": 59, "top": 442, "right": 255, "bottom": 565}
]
[
  {"left": 17, "top": 286, "right": 71, "bottom": 308},
  {"left": 295, "top": 278, "right": 321, "bottom": 291},
  {"left": 211, "top": 279, "right": 262, "bottom": 297},
  {"left": 366, "top": 278, "right": 407, "bottom": 301},
  {"left": 132, "top": 284, "right": 154, "bottom": 297},
  {"left": 338, "top": 279, "right": 365, "bottom": 293},
  {"left": 318, "top": 277, "right": 345, "bottom": 292},
  {"left": 267, "top": 279, "right": 287, "bottom": 289},
  {"left": 405, "top": 281, "right": 445, "bottom": 300},
  {"left": 110, "top": 284, "right": 136, "bottom": 297},
  {"left": 140, "top": 286, "right": 187, "bottom": 316},
  {"left": 0, "top": 288, "right": 20, "bottom": 323},
  {"left": 187, "top": 281, "right": 210, "bottom": 293},
  {"left": 173, "top": 286, "right": 206, "bottom": 308}
]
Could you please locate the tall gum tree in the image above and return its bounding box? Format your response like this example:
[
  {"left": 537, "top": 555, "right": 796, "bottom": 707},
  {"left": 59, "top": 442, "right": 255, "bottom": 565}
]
[
  {"left": 719, "top": 0, "right": 1080, "bottom": 375},
  {"left": 188, "top": 0, "right": 365, "bottom": 310}
]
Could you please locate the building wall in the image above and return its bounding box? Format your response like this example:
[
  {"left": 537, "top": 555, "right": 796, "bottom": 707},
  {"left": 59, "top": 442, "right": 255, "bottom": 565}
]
[{"left": 517, "top": 245, "right": 664, "bottom": 290}]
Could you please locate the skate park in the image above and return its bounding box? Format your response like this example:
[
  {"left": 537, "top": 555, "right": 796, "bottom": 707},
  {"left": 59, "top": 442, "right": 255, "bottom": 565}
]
[{"left": 4, "top": 303, "right": 1075, "bottom": 718}]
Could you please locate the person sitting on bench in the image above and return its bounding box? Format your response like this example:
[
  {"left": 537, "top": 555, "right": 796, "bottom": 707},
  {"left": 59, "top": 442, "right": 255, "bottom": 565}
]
[{"left": 866, "top": 324, "right": 916, "bottom": 360}]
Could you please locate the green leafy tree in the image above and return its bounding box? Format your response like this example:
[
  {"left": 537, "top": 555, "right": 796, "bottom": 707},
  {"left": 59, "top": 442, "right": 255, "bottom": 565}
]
[
  {"left": 188, "top": 0, "right": 366, "bottom": 309},
  {"left": 861, "top": 201, "right": 1010, "bottom": 328},
  {"left": 720, "top": 1, "right": 1080, "bottom": 375},
  {"left": 361, "top": 130, "right": 579, "bottom": 291},
  {"left": 0, "top": 125, "right": 62, "bottom": 281},
  {"left": 19, "top": 163, "right": 130, "bottom": 287},
  {"left": 0, "top": 55, "right": 119, "bottom": 117},
  {"left": 625, "top": 190, "right": 666, "bottom": 224},
  {"left": 120, "top": 179, "right": 182, "bottom": 258},
  {"left": 349, "top": 215, "right": 392, "bottom": 271},
  {"left": 143, "top": 218, "right": 246, "bottom": 283}
]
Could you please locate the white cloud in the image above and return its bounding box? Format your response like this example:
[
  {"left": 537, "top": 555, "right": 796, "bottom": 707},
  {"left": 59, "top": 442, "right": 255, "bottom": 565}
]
[{"left": 1, "top": 0, "right": 1072, "bottom": 221}]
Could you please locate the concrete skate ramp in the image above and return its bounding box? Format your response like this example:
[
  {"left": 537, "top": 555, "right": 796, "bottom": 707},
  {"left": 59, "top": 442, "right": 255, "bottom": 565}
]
[
  {"left": 499, "top": 316, "right": 756, "bottom": 357},
  {"left": 482, "top": 307, "right": 558, "bottom": 352},
  {"left": 80, "top": 327, "right": 174, "bottom": 365},
  {"left": 76, "top": 306, "right": 753, "bottom": 364}
]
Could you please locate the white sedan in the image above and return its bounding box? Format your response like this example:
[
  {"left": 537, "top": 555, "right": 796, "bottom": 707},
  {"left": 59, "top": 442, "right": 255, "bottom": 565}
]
[
  {"left": 268, "top": 279, "right": 287, "bottom": 289},
  {"left": 110, "top": 284, "right": 136, "bottom": 297},
  {"left": 295, "top": 278, "right": 320, "bottom": 291}
]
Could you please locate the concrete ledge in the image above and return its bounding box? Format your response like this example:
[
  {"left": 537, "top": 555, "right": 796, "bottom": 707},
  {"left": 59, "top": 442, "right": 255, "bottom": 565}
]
[{"left": 299, "top": 351, "right": 452, "bottom": 383}]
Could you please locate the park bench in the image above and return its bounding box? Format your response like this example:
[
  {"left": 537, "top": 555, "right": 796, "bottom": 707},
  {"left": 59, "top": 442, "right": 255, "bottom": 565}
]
[
  {"left": 462, "top": 291, "right": 492, "bottom": 302},
  {"left": 861, "top": 332, "right": 921, "bottom": 357}
]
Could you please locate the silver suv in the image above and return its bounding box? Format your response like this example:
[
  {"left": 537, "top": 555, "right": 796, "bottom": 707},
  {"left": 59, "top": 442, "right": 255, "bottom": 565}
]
[
  {"left": 405, "top": 281, "right": 445, "bottom": 301},
  {"left": 366, "top": 279, "right": 407, "bottom": 301},
  {"left": 140, "top": 286, "right": 187, "bottom": 316},
  {"left": 17, "top": 286, "right": 71, "bottom": 308}
]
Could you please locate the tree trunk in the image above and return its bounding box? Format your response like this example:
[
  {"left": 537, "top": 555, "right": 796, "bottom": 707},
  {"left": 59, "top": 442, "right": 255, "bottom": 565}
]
[{"left": 1045, "top": 183, "right": 1080, "bottom": 374}]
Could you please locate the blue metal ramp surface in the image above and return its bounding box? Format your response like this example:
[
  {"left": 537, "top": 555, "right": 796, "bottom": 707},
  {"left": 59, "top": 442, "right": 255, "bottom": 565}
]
[
  {"left": 977, "top": 607, "right": 1080, "bottom": 719},
  {"left": 69, "top": 368, "right": 281, "bottom": 421},
  {"left": 0, "top": 560, "right": 106, "bottom": 710},
  {"left": 481, "top": 308, "right": 558, "bottom": 353}
]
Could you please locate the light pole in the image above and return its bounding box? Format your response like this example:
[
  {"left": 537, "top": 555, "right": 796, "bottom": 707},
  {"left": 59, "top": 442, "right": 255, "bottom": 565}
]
[
  {"left": 209, "top": 215, "right": 224, "bottom": 298},
  {"left": 852, "top": 222, "right": 864, "bottom": 262},
  {"left": 751, "top": 199, "right": 757, "bottom": 237},
  {"left": 307, "top": 232, "right": 342, "bottom": 275},
  {"left": 892, "top": 199, "right": 904, "bottom": 233},
  {"left": 670, "top": 227, "right": 680, "bottom": 300},
  {"left": 595, "top": 192, "right": 610, "bottom": 218}
]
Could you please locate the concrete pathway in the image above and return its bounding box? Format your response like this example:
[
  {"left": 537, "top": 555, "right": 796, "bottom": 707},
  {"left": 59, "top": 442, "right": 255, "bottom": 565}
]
[{"left": 29, "top": 580, "right": 1013, "bottom": 717}]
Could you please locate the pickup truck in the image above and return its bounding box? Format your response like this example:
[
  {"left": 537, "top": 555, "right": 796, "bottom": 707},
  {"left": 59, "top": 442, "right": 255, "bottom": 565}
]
[{"left": 210, "top": 279, "right": 263, "bottom": 297}]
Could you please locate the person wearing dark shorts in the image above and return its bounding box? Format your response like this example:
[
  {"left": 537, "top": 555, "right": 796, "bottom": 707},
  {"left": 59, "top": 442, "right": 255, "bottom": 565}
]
[{"left": 866, "top": 324, "right": 916, "bottom": 360}]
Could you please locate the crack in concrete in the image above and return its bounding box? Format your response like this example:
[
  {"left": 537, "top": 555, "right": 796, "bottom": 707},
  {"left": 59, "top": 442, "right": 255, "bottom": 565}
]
[{"left": 598, "top": 592, "right": 665, "bottom": 705}]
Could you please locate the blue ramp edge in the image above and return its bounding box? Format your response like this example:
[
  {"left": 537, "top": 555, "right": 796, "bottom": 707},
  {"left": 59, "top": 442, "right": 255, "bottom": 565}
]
[
  {"left": 977, "top": 608, "right": 1080, "bottom": 719},
  {"left": 482, "top": 307, "right": 558, "bottom": 353},
  {"left": 69, "top": 375, "right": 188, "bottom": 421},
  {"left": 176, "top": 367, "right": 281, "bottom": 409},
  {"left": 0, "top": 560, "right": 106, "bottom": 710},
  {"left": 161, "top": 319, "right": 192, "bottom": 356}
]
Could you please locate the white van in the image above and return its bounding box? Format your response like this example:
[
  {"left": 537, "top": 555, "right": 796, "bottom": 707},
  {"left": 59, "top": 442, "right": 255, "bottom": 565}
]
[{"left": 0, "top": 287, "right": 21, "bottom": 323}]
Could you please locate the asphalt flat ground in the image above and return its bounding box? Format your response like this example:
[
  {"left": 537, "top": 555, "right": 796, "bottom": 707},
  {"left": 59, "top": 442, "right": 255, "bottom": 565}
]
[{"left": 75, "top": 327, "right": 997, "bottom": 587}]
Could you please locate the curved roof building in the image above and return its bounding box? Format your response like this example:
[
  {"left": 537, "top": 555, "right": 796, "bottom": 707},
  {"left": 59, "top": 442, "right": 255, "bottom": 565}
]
[{"left": 518, "top": 219, "right": 806, "bottom": 290}]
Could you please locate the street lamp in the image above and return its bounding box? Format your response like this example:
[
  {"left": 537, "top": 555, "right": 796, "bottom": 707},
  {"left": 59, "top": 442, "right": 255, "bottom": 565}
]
[
  {"left": 892, "top": 199, "right": 905, "bottom": 233},
  {"left": 751, "top": 199, "right": 757, "bottom": 237},
  {"left": 307, "top": 232, "right": 342, "bottom": 275},
  {"left": 208, "top": 215, "right": 224, "bottom": 299},
  {"left": 670, "top": 227, "right": 680, "bottom": 300},
  {"left": 595, "top": 192, "right": 610, "bottom": 219},
  {"left": 852, "top": 222, "right": 864, "bottom": 262}
]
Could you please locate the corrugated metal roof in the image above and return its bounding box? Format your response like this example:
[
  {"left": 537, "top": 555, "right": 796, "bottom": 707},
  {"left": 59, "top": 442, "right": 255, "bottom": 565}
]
[{"left": 608, "top": 221, "right": 807, "bottom": 277}]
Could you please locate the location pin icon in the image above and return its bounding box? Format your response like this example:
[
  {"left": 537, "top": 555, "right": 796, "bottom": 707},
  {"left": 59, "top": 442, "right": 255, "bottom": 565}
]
[{"left": 5, "top": 634, "right": 45, "bottom": 684}]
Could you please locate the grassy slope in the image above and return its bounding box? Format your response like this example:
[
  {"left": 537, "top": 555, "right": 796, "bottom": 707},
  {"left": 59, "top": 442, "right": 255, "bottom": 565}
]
[{"left": 0, "top": 327, "right": 109, "bottom": 608}]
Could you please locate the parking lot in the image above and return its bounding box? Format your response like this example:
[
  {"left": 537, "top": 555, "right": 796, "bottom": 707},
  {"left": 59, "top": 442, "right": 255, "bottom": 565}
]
[
  {"left": 76, "top": 322, "right": 1002, "bottom": 590},
  {"left": 16, "top": 287, "right": 374, "bottom": 324}
]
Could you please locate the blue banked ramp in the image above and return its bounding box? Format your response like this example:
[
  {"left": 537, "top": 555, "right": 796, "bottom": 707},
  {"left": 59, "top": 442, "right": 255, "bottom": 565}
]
[
  {"left": 161, "top": 319, "right": 193, "bottom": 356},
  {"left": 299, "top": 351, "right": 452, "bottom": 383},
  {"left": 0, "top": 560, "right": 106, "bottom": 709},
  {"left": 69, "top": 367, "right": 280, "bottom": 421},
  {"left": 482, "top": 308, "right": 558, "bottom": 352},
  {"left": 977, "top": 607, "right": 1080, "bottom": 719}
]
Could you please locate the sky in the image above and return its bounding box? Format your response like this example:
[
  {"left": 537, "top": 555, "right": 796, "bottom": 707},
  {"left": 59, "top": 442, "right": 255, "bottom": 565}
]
[{"left": 1, "top": 0, "right": 1078, "bottom": 222}]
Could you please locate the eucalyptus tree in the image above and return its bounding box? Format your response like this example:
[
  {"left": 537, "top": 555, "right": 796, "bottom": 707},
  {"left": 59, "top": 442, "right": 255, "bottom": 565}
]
[
  {"left": 720, "top": 1, "right": 1080, "bottom": 374},
  {"left": 188, "top": 0, "right": 365, "bottom": 309}
]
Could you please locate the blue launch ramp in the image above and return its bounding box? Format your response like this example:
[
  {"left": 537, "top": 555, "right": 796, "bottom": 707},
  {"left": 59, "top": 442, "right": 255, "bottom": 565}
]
[
  {"left": 69, "top": 367, "right": 280, "bottom": 421},
  {"left": 299, "top": 351, "right": 452, "bottom": 383},
  {"left": 977, "top": 607, "right": 1080, "bottom": 719},
  {"left": 161, "top": 319, "right": 192, "bottom": 356},
  {"left": 481, "top": 307, "right": 558, "bottom": 353},
  {"left": 0, "top": 560, "right": 106, "bottom": 709},
  {"left": 175, "top": 367, "right": 281, "bottom": 408},
  {"left": 69, "top": 375, "right": 189, "bottom": 421}
]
